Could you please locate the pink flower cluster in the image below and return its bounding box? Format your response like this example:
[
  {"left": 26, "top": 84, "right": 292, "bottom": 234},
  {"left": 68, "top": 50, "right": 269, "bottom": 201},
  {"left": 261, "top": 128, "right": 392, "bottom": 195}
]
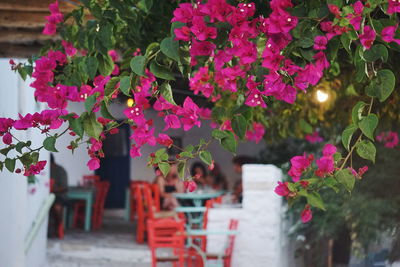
[
  {"left": 43, "top": 1, "right": 64, "bottom": 35},
  {"left": 174, "top": 0, "right": 330, "bottom": 110},
  {"left": 376, "top": 131, "right": 399, "bottom": 148},
  {"left": 305, "top": 131, "right": 323, "bottom": 144}
]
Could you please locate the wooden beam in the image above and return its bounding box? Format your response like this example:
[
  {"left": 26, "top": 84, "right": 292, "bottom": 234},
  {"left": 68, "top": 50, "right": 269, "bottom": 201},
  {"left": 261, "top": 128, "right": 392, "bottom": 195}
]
[
  {"left": 0, "top": 10, "right": 48, "bottom": 28},
  {"left": 0, "top": 28, "right": 59, "bottom": 44},
  {"left": 0, "top": 0, "right": 78, "bottom": 12},
  {"left": 0, "top": 43, "right": 42, "bottom": 58}
]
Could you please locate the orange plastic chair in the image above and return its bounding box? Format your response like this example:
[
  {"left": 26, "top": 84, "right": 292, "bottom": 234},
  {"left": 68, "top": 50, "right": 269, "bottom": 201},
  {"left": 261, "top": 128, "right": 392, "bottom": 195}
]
[
  {"left": 82, "top": 175, "right": 100, "bottom": 186},
  {"left": 147, "top": 218, "right": 186, "bottom": 267},
  {"left": 49, "top": 178, "right": 64, "bottom": 239},
  {"left": 73, "top": 181, "right": 110, "bottom": 230},
  {"left": 129, "top": 181, "right": 150, "bottom": 221}
]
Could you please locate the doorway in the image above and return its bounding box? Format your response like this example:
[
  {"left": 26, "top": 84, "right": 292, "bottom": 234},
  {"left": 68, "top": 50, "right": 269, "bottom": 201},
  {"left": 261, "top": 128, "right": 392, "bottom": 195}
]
[{"left": 96, "top": 123, "right": 130, "bottom": 208}]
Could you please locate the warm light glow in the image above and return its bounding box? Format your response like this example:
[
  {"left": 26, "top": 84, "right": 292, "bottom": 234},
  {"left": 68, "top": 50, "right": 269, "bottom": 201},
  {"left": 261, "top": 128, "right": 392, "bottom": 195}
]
[
  {"left": 127, "top": 98, "right": 134, "bottom": 107},
  {"left": 316, "top": 90, "right": 329, "bottom": 103}
]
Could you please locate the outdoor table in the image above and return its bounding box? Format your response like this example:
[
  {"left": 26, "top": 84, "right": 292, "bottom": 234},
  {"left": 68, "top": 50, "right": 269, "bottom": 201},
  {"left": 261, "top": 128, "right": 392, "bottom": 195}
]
[
  {"left": 66, "top": 186, "right": 95, "bottom": 231},
  {"left": 173, "top": 191, "right": 224, "bottom": 207},
  {"left": 175, "top": 206, "right": 207, "bottom": 229},
  {"left": 181, "top": 229, "right": 239, "bottom": 267}
]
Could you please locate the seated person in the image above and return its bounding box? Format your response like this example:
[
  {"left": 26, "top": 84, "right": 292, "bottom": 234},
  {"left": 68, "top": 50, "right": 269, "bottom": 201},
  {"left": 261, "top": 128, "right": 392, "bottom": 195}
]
[
  {"left": 232, "top": 155, "right": 257, "bottom": 203},
  {"left": 49, "top": 154, "right": 68, "bottom": 235},
  {"left": 206, "top": 163, "right": 228, "bottom": 191},
  {"left": 155, "top": 164, "right": 184, "bottom": 210},
  {"left": 190, "top": 161, "right": 209, "bottom": 189}
]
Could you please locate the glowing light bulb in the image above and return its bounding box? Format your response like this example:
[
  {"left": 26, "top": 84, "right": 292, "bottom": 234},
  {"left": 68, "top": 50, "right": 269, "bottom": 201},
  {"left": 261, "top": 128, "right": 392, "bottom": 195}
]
[
  {"left": 316, "top": 90, "right": 329, "bottom": 103},
  {"left": 127, "top": 98, "right": 134, "bottom": 107}
]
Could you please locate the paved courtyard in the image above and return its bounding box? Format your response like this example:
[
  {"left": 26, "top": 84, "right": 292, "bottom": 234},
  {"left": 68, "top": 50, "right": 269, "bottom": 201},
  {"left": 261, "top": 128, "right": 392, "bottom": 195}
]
[{"left": 43, "top": 213, "right": 170, "bottom": 267}]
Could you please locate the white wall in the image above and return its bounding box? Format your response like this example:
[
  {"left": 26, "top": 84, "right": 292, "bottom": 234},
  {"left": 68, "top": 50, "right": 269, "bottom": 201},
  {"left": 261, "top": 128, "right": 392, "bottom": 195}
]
[{"left": 0, "top": 58, "right": 50, "bottom": 267}]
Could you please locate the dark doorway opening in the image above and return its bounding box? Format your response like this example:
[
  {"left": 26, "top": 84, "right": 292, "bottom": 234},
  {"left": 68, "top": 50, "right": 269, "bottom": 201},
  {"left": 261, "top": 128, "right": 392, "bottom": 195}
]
[{"left": 96, "top": 123, "right": 130, "bottom": 208}]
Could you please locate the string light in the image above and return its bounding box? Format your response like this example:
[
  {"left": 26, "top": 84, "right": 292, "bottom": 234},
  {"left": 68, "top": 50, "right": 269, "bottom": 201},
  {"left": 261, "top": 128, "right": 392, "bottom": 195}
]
[{"left": 127, "top": 98, "right": 134, "bottom": 107}]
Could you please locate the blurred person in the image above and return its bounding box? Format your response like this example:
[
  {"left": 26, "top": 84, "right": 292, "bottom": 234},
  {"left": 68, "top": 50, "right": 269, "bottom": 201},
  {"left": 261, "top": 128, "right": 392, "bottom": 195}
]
[
  {"left": 152, "top": 166, "right": 163, "bottom": 184},
  {"left": 232, "top": 155, "right": 257, "bottom": 203},
  {"left": 190, "top": 161, "right": 209, "bottom": 189},
  {"left": 155, "top": 164, "right": 184, "bottom": 210},
  {"left": 206, "top": 163, "right": 228, "bottom": 191},
  {"left": 49, "top": 154, "right": 68, "bottom": 236}
]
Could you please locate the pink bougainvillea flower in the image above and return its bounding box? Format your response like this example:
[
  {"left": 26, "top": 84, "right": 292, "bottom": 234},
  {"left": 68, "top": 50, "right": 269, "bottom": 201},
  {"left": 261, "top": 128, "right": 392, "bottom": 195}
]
[
  {"left": 359, "top": 26, "right": 376, "bottom": 49},
  {"left": 171, "top": 3, "right": 193, "bottom": 23},
  {"left": 301, "top": 205, "right": 312, "bottom": 223},
  {"left": 328, "top": 4, "right": 341, "bottom": 17},
  {"left": 184, "top": 180, "right": 197, "bottom": 192},
  {"left": 129, "top": 145, "right": 141, "bottom": 158},
  {"left": 288, "top": 153, "right": 313, "bottom": 182},
  {"left": 176, "top": 97, "right": 201, "bottom": 131},
  {"left": 156, "top": 133, "right": 173, "bottom": 148},
  {"left": 349, "top": 16, "right": 362, "bottom": 31},
  {"left": 381, "top": 26, "right": 400, "bottom": 45},
  {"left": 2, "top": 132, "right": 12, "bottom": 145},
  {"left": 353, "top": 1, "right": 364, "bottom": 15},
  {"left": 246, "top": 122, "right": 265, "bottom": 144},
  {"left": 153, "top": 96, "right": 174, "bottom": 111},
  {"left": 376, "top": 131, "right": 399, "bottom": 148},
  {"left": 13, "top": 114, "right": 33, "bottom": 130},
  {"left": 313, "top": 36, "right": 328, "bottom": 50},
  {"left": 305, "top": 131, "right": 323, "bottom": 144},
  {"left": 24, "top": 161, "right": 47, "bottom": 176},
  {"left": 190, "top": 39, "right": 216, "bottom": 57},
  {"left": 322, "top": 144, "right": 337, "bottom": 157},
  {"left": 189, "top": 67, "right": 214, "bottom": 98},
  {"left": 89, "top": 138, "right": 102, "bottom": 152},
  {"left": 274, "top": 181, "right": 289, "bottom": 196},
  {"left": 164, "top": 114, "right": 181, "bottom": 130},
  {"left": 61, "top": 40, "right": 77, "bottom": 57},
  {"left": 108, "top": 50, "right": 119, "bottom": 62},
  {"left": 0, "top": 118, "right": 14, "bottom": 134},
  {"left": 130, "top": 126, "right": 156, "bottom": 146},
  {"left": 174, "top": 26, "right": 191, "bottom": 42},
  {"left": 87, "top": 157, "right": 100, "bottom": 170},
  {"left": 190, "top": 16, "right": 217, "bottom": 41},
  {"left": 387, "top": 0, "right": 400, "bottom": 14},
  {"left": 43, "top": 23, "right": 57, "bottom": 35},
  {"left": 245, "top": 89, "right": 266, "bottom": 107},
  {"left": 315, "top": 156, "right": 334, "bottom": 177}
]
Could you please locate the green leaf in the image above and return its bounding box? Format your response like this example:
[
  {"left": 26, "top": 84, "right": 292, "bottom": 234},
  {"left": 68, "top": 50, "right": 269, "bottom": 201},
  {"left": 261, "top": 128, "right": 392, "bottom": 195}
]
[
  {"left": 83, "top": 112, "right": 103, "bottom": 139},
  {"left": 306, "top": 192, "right": 326, "bottom": 210},
  {"left": 342, "top": 124, "right": 358, "bottom": 151},
  {"left": 84, "top": 94, "right": 97, "bottom": 112},
  {"left": 299, "top": 119, "right": 313, "bottom": 134},
  {"left": 356, "top": 140, "right": 376, "bottom": 163},
  {"left": 177, "top": 161, "right": 185, "bottom": 179},
  {"left": 43, "top": 136, "right": 58, "bottom": 152},
  {"left": 363, "top": 44, "right": 388, "bottom": 62},
  {"left": 158, "top": 162, "right": 170, "bottom": 177},
  {"left": 150, "top": 61, "right": 175, "bottom": 80},
  {"left": 221, "top": 131, "right": 237, "bottom": 154},
  {"left": 160, "top": 37, "right": 180, "bottom": 62},
  {"left": 160, "top": 83, "right": 176, "bottom": 105},
  {"left": 84, "top": 56, "right": 98, "bottom": 80},
  {"left": 137, "top": 0, "right": 153, "bottom": 13},
  {"left": 211, "top": 129, "right": 227, "bottom": 140},
  {"left": 130, "top": 56, "right": 146, "bottom": 76},
  {"left": 97, "top": 54, "right": 114, "bottom": 76},
  {"left": 298, "top": 37, "right": 314, "bottom": 48},
  {"left": 119, "top": 76, "right": 131, "bottom": 96},
  {"left": 340, "top": 34, "right": 352, "bottom": 55},
  {"left": 69, "top": 117, "right": 84, "bottom": 138},
  {"left": 0, "top": 145, "right": 14, "bottom": 156},
  {"left": 105, "top": 77, "right": 120, "bottom": 96},
  {"left": 0, "top": 161, "right": 3, "bottom": 172},
  {"left": 359, "top": 114, "right": 378, "bottom": 140},
  {"left": 352, "top": 101, "right": 366, "bottom": 125},
  {"left": 100, "top": 101, "right": 115, "bottom": 120},
  {"left": 232, "top": 115, "right": 247, "bottom": 140},
  {"left": 5, "top": 158, "right": 16, "bottom": 172},
  {"left": 325, "top": 177, "right": 339, "bottom": 193},
  {"left": 199, "top": 150, "right": 212, "bottom": 166},
  {"left": 145, "top": 42, "right": 160, "bottom": 57},
  {"left": 15, "top": 141, "right": 30, "bottom": 153},
  {"left": 365, "top": 69, "right": 396, "bottom": 102},
  {"left": 171, "top": 22, "right": 185, "bottom": 36},
  {"left": 335, "top": 168, "right": 355, "bottom": 192}
]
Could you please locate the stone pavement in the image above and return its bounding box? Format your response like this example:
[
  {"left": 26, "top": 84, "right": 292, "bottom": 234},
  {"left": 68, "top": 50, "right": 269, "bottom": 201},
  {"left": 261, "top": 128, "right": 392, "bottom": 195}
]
[{"left": 43, "top": 214, "right": 170, "bottom": 267}]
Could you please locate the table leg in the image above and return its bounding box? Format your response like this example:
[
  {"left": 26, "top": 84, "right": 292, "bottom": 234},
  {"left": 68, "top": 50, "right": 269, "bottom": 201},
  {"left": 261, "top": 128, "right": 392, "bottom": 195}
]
[
  {"left": 124, "top": 188, "right": 130, "bottom": 221},
  {"left": 193, "top": 199, "right": 202, "bottom": 207},
  {"left": 84, "top": 194, "right": 93, "bottom": 231}
]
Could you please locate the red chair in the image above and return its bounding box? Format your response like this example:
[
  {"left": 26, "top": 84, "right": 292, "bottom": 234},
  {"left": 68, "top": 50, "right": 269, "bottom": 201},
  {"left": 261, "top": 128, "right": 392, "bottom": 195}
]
[
  {"left": 73, "top": 181, "right": 110, "bottom": 230},
  {"left": 147, "top": 218, "right": 186, "bottom": 267},
  {"left": 129, "top": 181, "right": 150, "bottom": 221},
  {"left": 82, "top": 175, "right": 100, "bottom": 186},
  {"left": 49, "top": 178, "right": 64, "bottom": 239},
  {"left": 151, "top": 184, "right": 161, "bottom": 212},
  {"left": 135, "top": 184, "right": 180, "bottom": 243}
]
